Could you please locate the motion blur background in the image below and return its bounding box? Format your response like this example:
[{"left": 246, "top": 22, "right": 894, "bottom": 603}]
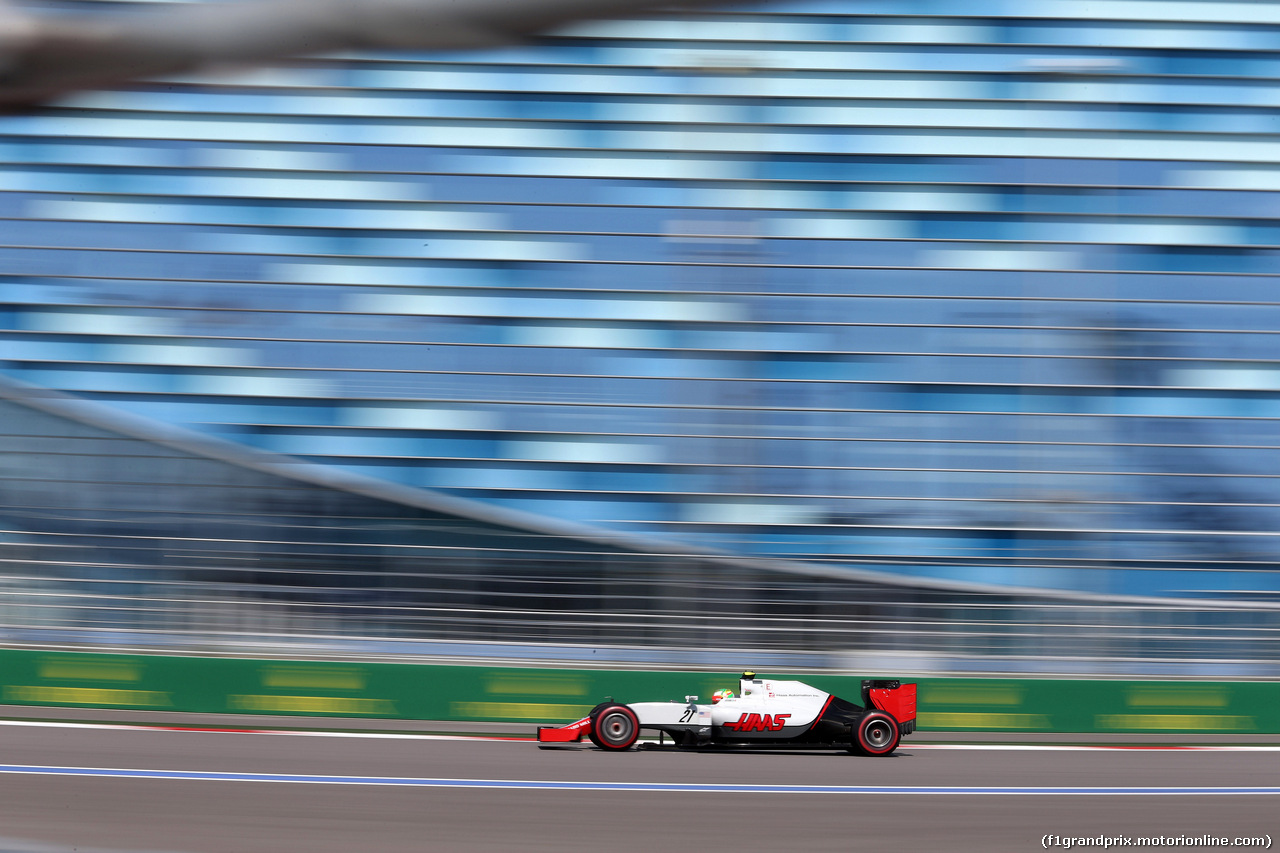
[{"left": 2, "top": 0, "right": 1279, "bottom": 677}]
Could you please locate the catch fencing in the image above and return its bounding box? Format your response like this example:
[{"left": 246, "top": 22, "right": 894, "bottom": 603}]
[{"left": 1, "top": 557, "right": 1278, "bottom": 677}]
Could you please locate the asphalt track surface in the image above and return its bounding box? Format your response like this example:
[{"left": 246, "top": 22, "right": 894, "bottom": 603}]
[{"left": 0, "top": 720, "right": 1276, "bottom": 853}]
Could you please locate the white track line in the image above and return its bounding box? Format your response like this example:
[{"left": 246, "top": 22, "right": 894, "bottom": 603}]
[
  {"left": 0, "top": 719, "right": 1275, "bottom": 750},
  {"left": 0, "top": 719, "right": 518, "bottom": 741},
  {"left": 910, "top": 743, "right": 1280, "bottom": 752}
]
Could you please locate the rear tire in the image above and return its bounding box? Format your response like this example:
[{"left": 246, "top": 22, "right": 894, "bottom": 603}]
[
  {"left": 849, "top": 711, "right": 900, "bottom": 756},
  {"left": 589, "top": 704, "right": 640, "bottom": 750}
]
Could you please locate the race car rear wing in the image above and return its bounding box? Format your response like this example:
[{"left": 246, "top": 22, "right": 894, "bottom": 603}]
[{"left": 862, "top": 679, "right": 917, "bottom": 736}]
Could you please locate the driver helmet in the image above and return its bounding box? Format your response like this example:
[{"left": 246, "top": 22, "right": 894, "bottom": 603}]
[{"left": 712, "top": 689, "right": 735, "bottom": 704}]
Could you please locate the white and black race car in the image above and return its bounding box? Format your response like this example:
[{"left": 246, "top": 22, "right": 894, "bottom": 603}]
[{"left": 537, "top": 672, "right": 916, "bottom": 756}]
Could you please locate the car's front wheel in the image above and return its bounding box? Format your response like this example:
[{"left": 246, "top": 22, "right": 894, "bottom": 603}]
[
  {"left": 849, "top": 711, "right": 900, "bottom": 756},
  {"left": 589, "top": 704, "right": 640, "bottom": 750}
]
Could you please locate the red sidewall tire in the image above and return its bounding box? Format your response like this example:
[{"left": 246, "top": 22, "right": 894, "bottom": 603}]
[
  {"left": 854, "top": 711, "right": 900, "bottom": 756},
  {"left": 591, "top": 704, "right": 640, "bottom": 750}
]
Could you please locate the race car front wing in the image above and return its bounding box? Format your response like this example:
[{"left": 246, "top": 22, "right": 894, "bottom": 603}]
[{"left": 537, "top": 715, "right": 592, "bottom": 744}]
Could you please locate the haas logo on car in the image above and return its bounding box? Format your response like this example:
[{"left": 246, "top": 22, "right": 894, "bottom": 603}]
[{"left": 723, "top": 713, "right": 791, "bottom": 732}]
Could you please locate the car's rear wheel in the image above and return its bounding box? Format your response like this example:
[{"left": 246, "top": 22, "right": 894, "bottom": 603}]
[
  {"left": 849, "top": 711, "right": 900, "bottom": 756},
  {"left": 589, "top": 704, "right": 640, "bottom": 750}
]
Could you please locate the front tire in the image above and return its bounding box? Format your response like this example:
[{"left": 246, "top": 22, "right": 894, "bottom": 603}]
[
  {"left": 589, "top": 704, "right": 640, "bottom": 750},
  {"left": 850, "top": 711, "right": 900, "bottom": 756}
]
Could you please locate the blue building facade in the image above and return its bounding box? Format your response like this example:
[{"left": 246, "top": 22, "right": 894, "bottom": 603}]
[{"left": 3, "top": 0, "right": 1280, "bottom": 603}]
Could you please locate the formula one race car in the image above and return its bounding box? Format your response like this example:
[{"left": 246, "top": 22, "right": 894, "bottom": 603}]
[{"left": 537, "top": 672, "right": 916, "bottom": 756}]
